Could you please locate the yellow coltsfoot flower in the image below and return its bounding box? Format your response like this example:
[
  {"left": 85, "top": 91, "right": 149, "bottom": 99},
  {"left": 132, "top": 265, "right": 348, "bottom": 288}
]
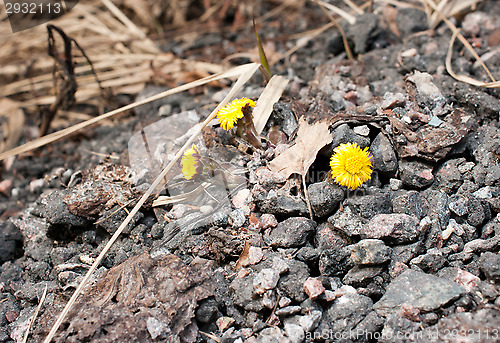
[
  {"left": 330, "top": 142, "right": 373, "bottom": 190},
  {"left": 216, "top": 97, "right": 255, "bottom": 131},
  {"left": 181, "top": 144, "right": 201, "bottom": 180}
]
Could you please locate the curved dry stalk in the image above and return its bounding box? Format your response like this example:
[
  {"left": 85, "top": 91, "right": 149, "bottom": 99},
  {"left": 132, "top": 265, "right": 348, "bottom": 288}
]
[
  {"left": 313, "top": 0, "right": 354, "bottom": 60},
  {"left": 446, "top": 30, "right": 500, "bottom": 88},
  {"left": 422, "top": 0, "right": 496, "bottom": 83},
  {"left": 42, "top": 62, "right": 260, "bottom": 343}
]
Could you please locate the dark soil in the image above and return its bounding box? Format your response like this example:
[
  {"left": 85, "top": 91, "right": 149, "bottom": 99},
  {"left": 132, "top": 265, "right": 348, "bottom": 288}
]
[{"left": 1, "top": 1, "right": 500, "bottom": 342}]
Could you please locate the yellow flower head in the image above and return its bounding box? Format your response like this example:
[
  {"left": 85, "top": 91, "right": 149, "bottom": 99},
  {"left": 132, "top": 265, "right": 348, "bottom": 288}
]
[
  {"left": 181, "top": 144, "right": 201, "bottom": 180},
  {"left": 330, "top": 142, "right": 373, "bottom": 190},
  {"left": 216, "top": 97, "right": 255, "bottom": 131}
]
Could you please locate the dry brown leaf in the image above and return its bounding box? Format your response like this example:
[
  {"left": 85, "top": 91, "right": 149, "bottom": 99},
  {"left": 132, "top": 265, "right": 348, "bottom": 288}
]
[
  {"left": 268, "top": 117, "right": 332, "bottom": 179},
  {"left": 0, "top": 98, "right": 24, "bottom": 154},
  {"left": 235, "top": 241, "right": 251, "bottom": 270}
]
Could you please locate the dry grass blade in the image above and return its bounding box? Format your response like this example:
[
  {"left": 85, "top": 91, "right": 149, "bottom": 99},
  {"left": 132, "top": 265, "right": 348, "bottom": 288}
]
[
  {"left": 42, "top": 62, "right": 260, "bottom": 343},
  {"left": 0, "top": 63, "right": 253, "bottom": 161},
  {"left": 0, "top": 0, "right": 227, "bottom": 122},
  {"left": 281, "top": 22, "right": 335, "bottom": 62},
  {"left": 313, "top": 0, "right": 354, "bottom": 60},
  {"left": 253, "top": 17, "right": 272, "bottom": 82},
  {"left": 428, "top": 0, "right": 481, "bottom": 29},
  {"left": 343, "top": 0, "right": 364, "bottom": 15},
  {"left": 152, "top": 182, "right": 210, "bottom": 206},
  {"left": 316, "top": 0, "right": 357, "bottom": 25},
  {"left": 253, "top": 75, "right": 289, "bottom": 135},
  {"left": 23, "top": 284, "right": 48, "bottom": 343},
  {"left": 100, "top": 0, "right": 148, "bottom": 39},
  {"left": 446, "top": 30, "right": 500, "bottom": 88},
  {"left": 422, "top": 0, "right": 496, "bottom": 83},
  {"left": 376, "top": 0, "right": 423, "bottom": 10}
]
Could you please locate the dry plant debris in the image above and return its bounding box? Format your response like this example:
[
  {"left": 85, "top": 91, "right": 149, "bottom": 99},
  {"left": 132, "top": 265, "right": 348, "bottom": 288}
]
[
  {"left": 268, "top": 117, "right": 333, "bottom": 179},
  {"left": 0, "top": 98, "right": 24, "bottom": 154}
]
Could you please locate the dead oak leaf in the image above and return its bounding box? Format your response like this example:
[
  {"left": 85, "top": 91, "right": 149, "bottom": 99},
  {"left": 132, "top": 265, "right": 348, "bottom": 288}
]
[{"left": 268, "top": 117, "right": 332, "bottom": 179}]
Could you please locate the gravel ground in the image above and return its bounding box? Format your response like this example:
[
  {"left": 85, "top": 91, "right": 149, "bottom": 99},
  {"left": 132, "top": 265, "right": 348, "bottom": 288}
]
[{"left": 1, "top": 1, "right": 500, "bottom": 342}]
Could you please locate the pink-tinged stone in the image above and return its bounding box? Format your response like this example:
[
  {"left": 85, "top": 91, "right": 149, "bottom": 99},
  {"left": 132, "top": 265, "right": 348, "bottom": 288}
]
[
  {"left": 260, "top": 214, "right": 278, "bottom": 229},
  {"left": 419, "top": 169, "right": 434, "bottom": 181},
  {"left": 241, "top": 328, "right": 253, "bottom": 338},
  {"left": 232, "top": 188, "right": 251, "bottom": 209},
  {"left": 398, "top": 303, "right": 421, "bottom": 322},
  {"left": 365, "top": 213, "right": 420, "bottom": 244},
  {"left": 454, "top": 269, "right": 480, "bottom": 292},
  {"left": 303, "top": 277, "right": 325, "bottom": 300},
  {"left": 344, "top": 90, "right": 357, "bottom": 104},
  {"left": 247, "top": 246, "right": 263, "bottom": 266},
  {"left": 248, "top": 213, "right": 262, "bottom": 230},
  {"left": 255, "top": 167, "right": 286, "bottom": 185},
  {"left": 279, "top": 296, "right": 292, "bottom": 308},
  {"left": 216, "top": 316, "right": 235, "bottom": 332},
  {"left": 5, "top": 310, "right": 18, "bottom": 323},
  {"left": 0, "top": 179, "right": 12, "bottom": 196},
  {"left": 389, "top": 262, "right": 409, "bottom": 278},
  {"left": 238, "top": 269, "right": 249, "bottom": 278}
]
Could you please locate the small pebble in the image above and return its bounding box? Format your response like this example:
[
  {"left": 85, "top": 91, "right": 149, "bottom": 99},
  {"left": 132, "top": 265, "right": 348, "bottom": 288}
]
[
  {"left": 458, "top": 162, "right": 475, "bottom": 174},
  {"left": 0, "top": 179, "right": 12, "bottom": 196},
  {"left": 272, "top": 257, "right": 289, "bottom": 275},
  {"left": 30, "top": 179, "right": 47, "bottom": 193},
  {"left": 389, "top": 178, "right": 403, "bottom": 191},
  {"left": 449, "top": 197, "right": 468, "bottom": 216},
  {"left": 216, "top": 316, "right": 235, "bottom": 332},
  {"left": 5, "top": 311, "right": 18, "bottom": 323},
  {"left": 199, "top": 205, "right": 213, "bottom": 214},
  {"left": 146, "top": 317, "right": 171, "bottom": 340},
  {"left": 353, "top": 125, "right": 370, "bottom": 136},
  {"left": 253, "top": 268, "right": 280, "bottom": 295},
  {"left": 303, "top": 277, "right": 325, "bottom": 300},
  {"left": 238, "top": 269, "right": 249, "bottom": 278},
  {"left": 261, "top": 214, "right": 278, "bottom": 229},
  {"left": 454, "top": 269, "right": 480, "bottom": 292},
  {"left": 279, "top": 296, "right": 292, "bottom": 308},
  {"left": 232, "top": 189, "right": 251, "bottom": 209},
  {"left": 247, "top": 246, "right": 263, "bottom": 266},
  {"left": 275, "top": 306, "right": 301, "bottom": 316},
  {"left": 298, "top": 310, "right": 322, "bottom": 332},
  {"left": 284, "top": 323, "right": 305, "bottom": 343},
  {"left": 473, "top": 187, "right": 492, "bottom": 199},
  {"left": 324, "top": 290, "right": 338, "bottom": 302}
]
